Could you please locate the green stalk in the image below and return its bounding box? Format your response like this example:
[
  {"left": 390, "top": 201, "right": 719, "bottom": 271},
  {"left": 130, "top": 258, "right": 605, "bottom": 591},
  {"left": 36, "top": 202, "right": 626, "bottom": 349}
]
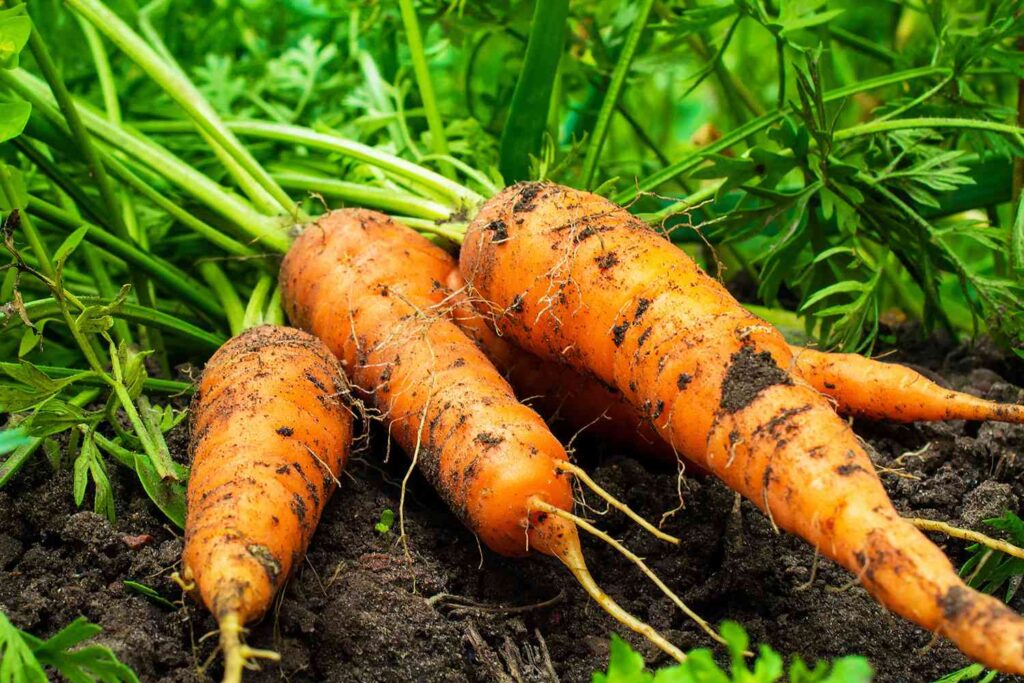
[
  {"left": 614, "top": 65, "right": 951, "bottom": 203},
  {"left": 99, "top": 152, "right": 260, "bottom": 259},
  {"left": 498, "top": 0, "right": 569, "bottom": 183},
  {"left": 241, "top": 274, "right": 273, "bottom": 330},
  {"left": 10, "top": 297, "right": 225, "bottom": 350},
  {"left": 835, "top": 117, "right": 1024, "bottom": 143},
  {"left": 138, "top": 0, "right": 177, "bottom": 66},
  {"left": 397, "top": 0, "right": 451, "bottom": 172},
  {"left": 13, "top": 136, "right": 106, "bottom": 226},
  {"left": 638, "top": 181, "right": 722, "bottom": 224},
  {"left": 77, "top": 14, "right": 142, "bottom": 244},
  {"left": 829, "top": 26, "right": 898, "bottom": 65},
  {"left": 76, "top": 12, "right": 169, "bottom": 374},
  {"left": 264, "top": 286, "right": 284, "bottom": 326},
  {"left": 134, "top": 0, "right": 288, "bottom": 217},
  {"left": 17, "top": 0, "right": 126, "bottom": 241},
  {"left": 4, "top": 69, "right": 289, "bottom": 252},
  {"left": 198, "top": 262, "right": 245, "bottom": 337},
  {"left": 199, "top": 126, "right": 283, "bottom": 215},
  {"left": 224, "top": 120, "right": 482, "bottom": 207},
  {"left": 136, "top": 0, "right": 288, "bottom": 216},
  {"left": 273, "top": 170, "right": 453, "bottom": 220},
  {"left": 580, "top": 0, "right": 654, "bottom": 188},
  {"left": 27, "top": 195, "right": 225, "bottom": 320},
  {"left": 104, "top": 352, "right": 177, "bottom": 481},
  {"left": 417, "top": 154, "right": 500, "bottom": 195},
  {"left": 66, "top": 0, "right": 298, "bottom": 218},
  {"left": 0, "top": 166, "right": 53, "bottom": 279},
  {"left": 44, "top": 288, "right": 168, "bottom": 479},
  {"left": 130, "top": 119, "right": 478, "bottom": 209}
]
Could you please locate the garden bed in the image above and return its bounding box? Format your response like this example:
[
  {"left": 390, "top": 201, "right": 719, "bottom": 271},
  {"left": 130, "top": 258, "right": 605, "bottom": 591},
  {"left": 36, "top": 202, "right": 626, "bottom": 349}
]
[{"left": 1, "top": 332, "right": 1022, "bottom": 682}]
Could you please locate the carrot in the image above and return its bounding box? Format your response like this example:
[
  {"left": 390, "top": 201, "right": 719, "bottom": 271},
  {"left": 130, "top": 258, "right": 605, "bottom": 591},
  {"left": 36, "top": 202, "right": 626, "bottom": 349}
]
[
  {"left": 793, "top": 346, "right": 1024, "bottom": 423},
  {"left": 459, "top": 182, "right": 1024, "bottom": 673},
  {"left": 280, "top": 209, "right": 709, "bottom": 662},
  {"left": 180, "top": 325, "right": 353, "bottom": 683}
]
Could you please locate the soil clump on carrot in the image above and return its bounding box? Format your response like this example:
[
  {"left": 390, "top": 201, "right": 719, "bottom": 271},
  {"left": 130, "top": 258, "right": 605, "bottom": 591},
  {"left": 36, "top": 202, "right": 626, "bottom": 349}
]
[{"left": 0, "top": 333, "right": 1021, "bottom": 682}]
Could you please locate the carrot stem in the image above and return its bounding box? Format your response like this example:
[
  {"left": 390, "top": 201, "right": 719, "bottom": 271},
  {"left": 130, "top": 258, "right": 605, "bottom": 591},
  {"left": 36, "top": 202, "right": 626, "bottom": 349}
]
[
  {"left": 65, "top": 0, "right": 299, "bottom": 219},
  {"left": 555, "top": 461, "right": 680, "bottom": 545}
]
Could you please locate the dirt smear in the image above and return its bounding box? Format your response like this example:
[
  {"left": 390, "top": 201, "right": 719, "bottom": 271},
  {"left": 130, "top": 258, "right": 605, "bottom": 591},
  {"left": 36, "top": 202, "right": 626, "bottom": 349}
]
[
  {"left": 719, "top": 346, "right": 793, "bottom": 413},
  {"left": 2, "top": 333, "right": 1023, "bottom": 682}
]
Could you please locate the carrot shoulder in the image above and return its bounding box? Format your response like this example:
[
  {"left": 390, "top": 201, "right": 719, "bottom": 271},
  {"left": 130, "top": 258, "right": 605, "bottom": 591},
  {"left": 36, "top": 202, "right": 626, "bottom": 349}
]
[
  {"left": 460, "top": 182, "right": 1024, "bottom": 674},
  {"left": 182, "top": 325, "right": 352, "bottom": 681}
]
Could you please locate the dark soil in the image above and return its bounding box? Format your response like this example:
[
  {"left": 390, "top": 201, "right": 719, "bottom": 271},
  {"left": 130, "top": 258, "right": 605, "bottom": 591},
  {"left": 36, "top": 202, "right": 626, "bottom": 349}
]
[{"left": 2, "top": 332, "right": 1023, "bottom": 682}]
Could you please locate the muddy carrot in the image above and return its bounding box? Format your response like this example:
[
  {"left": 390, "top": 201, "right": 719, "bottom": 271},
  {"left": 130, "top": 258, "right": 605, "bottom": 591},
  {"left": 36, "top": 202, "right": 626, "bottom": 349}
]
[
  {"left": 280, "top": 209, "right": 711, "bottom": 662},
  {"left": 459, "top": 182, "right": 1024, "bottom": 674},
  {"left": 180, "top": 325, "right": 353, "bottom": 683}
]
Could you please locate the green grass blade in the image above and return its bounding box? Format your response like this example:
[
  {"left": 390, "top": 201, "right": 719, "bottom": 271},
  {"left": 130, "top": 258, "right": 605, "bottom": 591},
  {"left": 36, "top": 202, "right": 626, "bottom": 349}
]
[
  {"left": 498, "top": 0, "right": 570, "bottom": 183},
  {"left": 580, "top": 0, "right": 655, "bottom": 189}
]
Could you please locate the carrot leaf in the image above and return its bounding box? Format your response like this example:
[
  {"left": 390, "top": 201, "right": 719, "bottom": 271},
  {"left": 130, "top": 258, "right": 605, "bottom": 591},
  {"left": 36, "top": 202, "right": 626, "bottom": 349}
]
[
  {"left": 0, "top": 611, "right": 138, "bottom": 683},
  {"left": 592, "top": 623, "right": 872, "bottom": 682}
]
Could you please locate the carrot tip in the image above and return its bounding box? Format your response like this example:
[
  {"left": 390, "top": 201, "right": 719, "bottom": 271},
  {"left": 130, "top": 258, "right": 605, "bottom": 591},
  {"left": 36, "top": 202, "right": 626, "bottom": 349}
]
[
  {"left": 219, "top": 612, "right": 279, "bottom": 683},
  {"left": 555, "top": 532, "right": 687, "bottom": 664}
]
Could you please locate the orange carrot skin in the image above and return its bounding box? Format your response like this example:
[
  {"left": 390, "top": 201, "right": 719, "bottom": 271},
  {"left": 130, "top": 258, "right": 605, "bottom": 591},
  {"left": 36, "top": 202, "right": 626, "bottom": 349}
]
[
  {"left": 460, "top": 183, "right": 1024, "bottom": 673},
  {"left": 279, "top": 210, "right": 573, "bottom": 558},
  {"left": 794, "top": 347, "right": 1024, "bottom": 424},
  {"left": 183, "top": 325, "right": 352, "bottom": 623},
  {"left": 444, "top": 266, "right": 681, "bottom": 461}
]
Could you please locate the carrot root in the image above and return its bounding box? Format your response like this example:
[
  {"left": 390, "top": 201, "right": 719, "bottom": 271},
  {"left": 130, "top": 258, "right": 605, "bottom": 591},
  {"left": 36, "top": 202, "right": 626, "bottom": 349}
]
[
  {"left": 532, "top": 498, "right": 723, "bottom": 649},
  {"left": 793, "top": 347, "right": 1024, "bottom": 424},
  {"left": 555, "top": 461, "right": 680, "bottom": 545},
  {"left": 218, "top": 612, "right": 280, "bottom": 683},
  {"left": 910, "top": 518, "right": 1024, "bottom": 561},
  {"left": 532, "top": 501, "right": 687, "bottom": 664}
]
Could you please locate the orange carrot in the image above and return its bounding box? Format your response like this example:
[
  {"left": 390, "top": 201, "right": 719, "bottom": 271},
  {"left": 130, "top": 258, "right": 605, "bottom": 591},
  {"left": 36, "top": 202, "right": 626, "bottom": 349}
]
[
  {"left": 459, "top": 182, "right": 1024, "bottom": 673},
  {"left": 181, "top": 325, "right": 353, "bottom": 683},
  {"left": 279, "top": 209, "right": 691, "bottom": 661},
  {"left": 792, "top": 346, "right": 1024, "bottom": 423}
]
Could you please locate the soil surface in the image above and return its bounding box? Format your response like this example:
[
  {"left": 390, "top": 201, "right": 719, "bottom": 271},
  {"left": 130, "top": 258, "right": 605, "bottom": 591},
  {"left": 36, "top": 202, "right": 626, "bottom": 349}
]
[{"left": 2, "top": 331, "right": 1023, "bottom": 682}]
